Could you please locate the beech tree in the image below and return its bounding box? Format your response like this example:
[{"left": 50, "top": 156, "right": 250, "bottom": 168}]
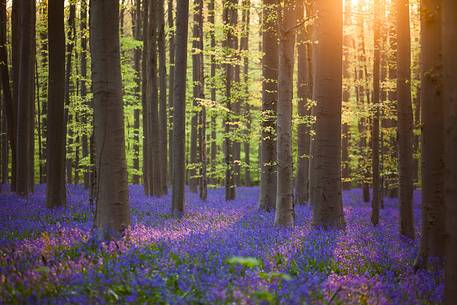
[
  {"left": 275, "top": 0, "right": 296, "bottom": 226},
  {"left": 443, "top": 0, "right": 457, "bottom": 302},
  {"left": 223, "top": 0, "right": 238, "bottom": 201},
  {"left": 371, "top": 0, "right": 381, "bottom": 225},
  {"left": 415, "top": 0, "right": 444, "bottom": 269},
  {"left": 294, "top": 0, "right": 312, "bottom": 205},
  {"left": 310, "top": 0, "right": 345, "bottom": 229},
  {"left": 0, "top": 0, "right": 15, "bottom": 190},
  {"left": 191, "top": 0, "right": 205, "bottom": 196},
  {"left": 258, "top": 0, "right": 278, "bottom": 211},
  {"left": 172, "top": 0, "right": 190, "bottom": 216},
  {"left": 396, "top": 0, "right": 415, "bottom": 239},
  {"left": 90, "top": 0, "right": 130, "bottom": 239},
  {"left": 15, "top": 0, "right": 35, "bottom": 196},
  {"left": 46, "top": 0, "right": 66, "bottom": 208}
]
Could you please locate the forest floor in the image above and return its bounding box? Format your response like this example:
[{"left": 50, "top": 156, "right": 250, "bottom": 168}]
[{"left": 0, "top": 185, "right": 443, "bottom": 305}]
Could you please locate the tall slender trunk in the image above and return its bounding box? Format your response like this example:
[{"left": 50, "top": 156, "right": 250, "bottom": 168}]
[
  {"left": 192, "top": 0, "right": 207, "bottom": 200},
  {"left": 310, "top": 0, "right": 345, "bottom": 229},
  {"left": 190, "top": 0, "right": 201, "bottom": 193},
  {"left": 396, "top": 0, "right": 415, "bottom": 239},
  {"left": 132, "top": 0, "right": 142, "bottom": 185},
  {"left": 167, "top": 0, "right": 175, "bottom": 187},
  {"left": 0, "top": 0, "right": 15, "bottom": 188},
  {"left": 223, "top": 0, "right": 238, "bottom": 201},
  {"left": 208, "top": 0, "right": 217, "bottom": 185},
  {"left": 371, "top": 0, "right": 381, "bottom": 225},
  {"left": 158, "top": 0, "right": 168, "bottom": 193},
  {"left": 16, "top": 0, "right": 35, "bottom": 196},
  {"left": 142, "top": 0, "right": 150, "bottom": 193},
  {"left": 64, "top": 3, "right": 76, "bottom": 185},
  {"left": 415, "top": 0, "right": 444, "bottom": 270},
  {"left": 80, "top": 0, "right": 90, "bottom": 188},
  {"left": 144, "top": 0, "right": 161, "bottom": 196},
  {"left": 46, "top": 0, "right": 67, "bottom": 208},
  {"left": 341, "top": 0, "right": 352, "bottom": 190},
  {"left": 171, "top": 0, "right": 189, "bottom": 216},
  {"left": 275, "top": 0, "right": 295, "bottom": 227},
  {"left": 90, "top": 0, "right": 130, "bottom": 240},
  {"left": 294, "top": 0, "right": 312, "bottom": 204},
  {"left": 241, "top": 0, "right": 251, "bottom": 186},
  {"left": 258, "top": 0, "right": 278, "bottom": 211},
  {"left": 11, "top": 0, "right": 19, "bottom": 192},
  {"left": 386, "top": 1, "right": 399, "bottom": 198}
]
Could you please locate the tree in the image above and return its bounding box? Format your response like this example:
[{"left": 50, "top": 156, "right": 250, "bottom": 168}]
[
  {"left": 223, "top": 0, "right": 238, "bottom": 201},
  {"left": 191, "top": 0, "right": 207, "bottom": 200},
  {"left": 144, "top": 0, "right": 162, "bottom": 196},
  {"left": 64, "top": 3, "right": 76, "bottom": 184},
  {"left": 0, "top": 0, "right": 15, "bottom": 189},
  {"left": 46, "top": 0, "right": 66, "bottom": 208},
  {"left": 90, "top": 0, "right": 130, "bottom": 239},
  {"left": 258, "top": 0, "right": 278, "bottom": 211},
  {"left": 294, "top": 0, "right": 312, "bottom": 204},
  {"left": 208, "top": 0, "right": 217, "bottom": 184},
  {"left": 415, "top": 0, "right": 444, "bottom": 269},
  {"left": 158, "top": 0, "right": 168, "bottom": 193},
  {"left": 15, "top": 0, "right": 35, "bottom": 196},
  {"left": 167, "top": 0, "right": 175, "bottom": 187},
  {"left": 341, "top": 0, "right": 352, "bottom": 191},
  {"left": 274, "top": 0, "right": 295, "bottom": 226},
  {"left": 241, "top": 0, "right": 251, "bottom": 186},
  {"left": 132, "top": 0, "right": 142, "bottom": 185},
  {"left": 172, "top": 0, "right": 190, "bottom": 216},
  {"left": 190, "top": 0, "right": 204, "bottom": 194},
  {"left": 396, "top": 0, "right": 415, "bottom": 239},
  {"left": 310, "top": 0, "right": 345, "bottom": 229},
  {"left": 371, "top": 0, "right": 381, "bottom": 225},
  {"left": 79, "top": 0, "right": 90, "bottom": 188},
  {"left": 443, "top": 0, "right": 457, "bottom": 302}
]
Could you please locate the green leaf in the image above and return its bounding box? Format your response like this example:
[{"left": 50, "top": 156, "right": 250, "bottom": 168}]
[{"left": 225, "top": 256, "right": 262, "bottom": 268}]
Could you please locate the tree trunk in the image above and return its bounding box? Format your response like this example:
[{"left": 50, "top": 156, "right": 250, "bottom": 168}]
[
  {"left": 258, "top": 0, "right": 278, "bottom": 211},
  {"left": 0, "top": 0, "right": 15, "bottom": 189},
  {"left": 190, "top": 0, "right": 202, "bottom": 193},
  {"left": 142, "top": 0, "right": 150, "bottom": 193},
  {"left": 241, "top": 0, "right": 251, "bottom": 187},
  {"left": 294, "top": 0, "right": 312, "bottom": 204},
  {"left": 64, "top": 3, "right": 76, "bottom": 185},
  {"left": 208, "top": 0, "right": 217, "bottom": 185},
  {"left": 90, "top": 0, "right": 130, "bottom": 240},
  {"left": 15, "top": 0, "right": 35, "bottom": 196},
  {"left": 310, "top": 0, "right": 345, "bottom": 229},
  {"left": 415, "top": 0, "right": 444, "bottom": 270},
  {"left": 158, "top": 0, "right": 168, "bottom": 193},
  {"left": 192, "top": 0, "right": 207, "bottom": 200},
  {"left": 131, "top": 0, "right": 141, "bottom": 185},
  {"left": 443, "top": 0, "right": 457, "bottom": 302},
  {"left": 371, "top": 0, "right": 381, "bottom": 225},
  {"left": 167, "top": 0, "right": 175, "bottom": 188},
  {"left": 275, "top": 0, "right": 295, "bottom": 227},
  {"left": 223, "top": 0, "right": 238, "bottom": 201},
  {"left": 396, "top": 0, "right": 415, "bottom": 239},
  {"left": 341, "top": 0, "right": 352, "bottom": 190},
  {"left": 46, "top": 0, "right": 67, "bottom": 208},
  {"left": 144, "top": 0, "right": 161, "bottom": 196},
  {"left": 171, "top": 0, "right": 189, "bottom": 216},
  {"left": 80, "top": 0, "right": 90, "bottom": 188}
]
